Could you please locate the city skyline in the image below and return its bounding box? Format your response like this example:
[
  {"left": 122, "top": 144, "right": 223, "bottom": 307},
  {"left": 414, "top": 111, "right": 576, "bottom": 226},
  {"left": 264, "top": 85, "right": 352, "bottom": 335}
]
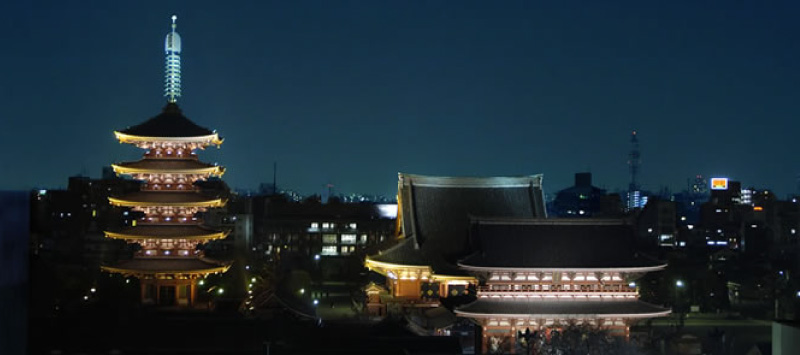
[{"left": 2, "top": 2, "right": 799, "bottom": 197}]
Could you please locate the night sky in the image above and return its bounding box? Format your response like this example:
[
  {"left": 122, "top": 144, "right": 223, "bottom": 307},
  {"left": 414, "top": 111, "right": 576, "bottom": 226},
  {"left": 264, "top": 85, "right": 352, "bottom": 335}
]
[{"left": 2, "top": 1, "right": 799, "bottom": 198}]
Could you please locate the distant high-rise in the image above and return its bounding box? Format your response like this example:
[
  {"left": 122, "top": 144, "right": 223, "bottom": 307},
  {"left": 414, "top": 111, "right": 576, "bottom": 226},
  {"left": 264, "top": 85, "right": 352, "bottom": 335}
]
[
  {"left": 627, "top": 130, "right": 640, "bottom": 192},
  {"left": 101, "top": 16, "right": 231, "bottom": 307},
  {"left": 627, "top": 131, "right": 644, "bottom": 210}
]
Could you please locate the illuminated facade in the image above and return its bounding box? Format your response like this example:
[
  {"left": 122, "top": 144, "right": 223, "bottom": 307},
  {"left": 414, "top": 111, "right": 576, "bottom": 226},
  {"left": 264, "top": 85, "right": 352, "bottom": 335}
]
[
  {"left": 455, "top": 218, "right": 670, "bottom": 354},
  {"left": 101, "top": 16, "right": 231, "bottom": 307},
  {"left": 365, "top": 174, "right": 547, "bottom": 313},
  {"left": 365, "top": 175, "right": 669, "bottom": 352}
]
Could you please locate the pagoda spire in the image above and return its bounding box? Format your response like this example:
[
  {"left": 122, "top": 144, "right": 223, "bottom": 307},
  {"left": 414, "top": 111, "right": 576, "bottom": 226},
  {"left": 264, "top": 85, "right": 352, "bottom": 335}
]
[{"left": 164, "top": 15, "right": 182, "bottom": 103}]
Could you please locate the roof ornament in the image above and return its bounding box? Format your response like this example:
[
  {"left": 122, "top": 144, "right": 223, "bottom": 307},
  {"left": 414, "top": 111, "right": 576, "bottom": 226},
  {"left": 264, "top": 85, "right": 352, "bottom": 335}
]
[{"left": 164, "top": 15, "right": 182, "bottom": 103}]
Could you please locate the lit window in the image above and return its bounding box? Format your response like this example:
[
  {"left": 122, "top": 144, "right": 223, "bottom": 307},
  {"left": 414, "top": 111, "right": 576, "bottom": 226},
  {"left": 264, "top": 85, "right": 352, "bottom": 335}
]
[
  {"left": 322, "top": 234, "right": 337, "bottom": 244},
  {"left": 321, "top": 245, "right": 338, "bottom": 256},
  {"left": 310, "top": 222, "right": 319, "bottom": 229},
  {"left": 341, "top": 234, "right": 356, "bottom": 244},
  {"left": 349, "top": 223, "right": 357, "bottom": 229},
  {"left": 360, "top": 234, "right": 368, "bottom": 243}
]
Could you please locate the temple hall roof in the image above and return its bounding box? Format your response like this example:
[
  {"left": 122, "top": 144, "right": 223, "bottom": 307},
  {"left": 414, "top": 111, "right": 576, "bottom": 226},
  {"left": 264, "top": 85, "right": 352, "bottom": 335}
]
[
  {"left": 459, "top": 218, "right": 665, "bottom": 271},
  {"left": 455, "top": 298, "right": 671, "bottom": 318},
  {"left": 116, "top": 103, "right": 218, "bottom": 139},
  {"left": 104, "top": 224, "right": 229, "bottom": 241},
  {"left": 368, "top": 173, "right": 546, "bottom": 277},
  {"left": 101, "top": 257, "right": 231, "bottom": 276},
  {"left": 399, "top": 173, "right": 546, "bottom": 262},
  {"left": 108, "top": 191, "right": 224, "bottom": 207}
]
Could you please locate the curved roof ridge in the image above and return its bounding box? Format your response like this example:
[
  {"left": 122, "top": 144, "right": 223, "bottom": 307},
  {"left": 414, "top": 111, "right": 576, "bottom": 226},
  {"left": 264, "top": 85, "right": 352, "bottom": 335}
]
[{"left": 399, "top": 173, "right": 543, "bottom": 188}]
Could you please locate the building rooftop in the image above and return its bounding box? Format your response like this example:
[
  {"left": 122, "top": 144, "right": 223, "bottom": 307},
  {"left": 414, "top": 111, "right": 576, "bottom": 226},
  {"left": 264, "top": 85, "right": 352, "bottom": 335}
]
[
  {"left": 116, "top": 103, "right": 218, "bottom": 139},
  {"left": 460, "top": 218, "right": 665, "bottom": 271},
  {"left": 456, "top": 298, "right": 670, "bottom": 318}
]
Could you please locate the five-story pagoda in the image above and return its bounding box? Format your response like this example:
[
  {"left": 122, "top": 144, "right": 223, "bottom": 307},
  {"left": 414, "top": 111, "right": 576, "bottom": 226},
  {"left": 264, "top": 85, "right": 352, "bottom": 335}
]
[{"left": 101, "top": 16, "right": 231, "bottom": 307}]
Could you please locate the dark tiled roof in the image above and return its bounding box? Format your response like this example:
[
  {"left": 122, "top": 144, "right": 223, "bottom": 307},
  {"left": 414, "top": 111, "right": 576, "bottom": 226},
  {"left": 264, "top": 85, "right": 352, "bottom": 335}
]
[
  {"left": 370, "top": 237, "right": 469, "bottom": 276},
  {"left": 116, "top": 159, "right": 218, "bottom": 171},
  {"left": 370, "top": 237, "right": 427, "bottom": 266},
  {"left": 460, "top": 219, "right": 663, "bottom": 269},
  {"left": 113, "top": 191, "right": 220, "bottom": 204},
  {"left": 108, "top": 257, "right": 230, "bottom": 273},
  {"left": 369, "top": 174, "right": 546, "bottom": 276},
  {"left": 400, "top": 174, "right": 546, "bottom": 262},
  {"left": 456, "top": 298, "right": 670, "bottom": 317},
  {"left": 118, "top": 103, "right": 216, "bottom": 138},
  {"left": 107, "top": 224, "right": 226, "bottom": 239}
]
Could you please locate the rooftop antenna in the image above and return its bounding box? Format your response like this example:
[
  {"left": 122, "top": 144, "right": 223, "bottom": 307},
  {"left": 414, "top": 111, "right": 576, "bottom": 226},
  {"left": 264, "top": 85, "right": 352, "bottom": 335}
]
[{"left": 164, "top": 15, "right": 182, "bottom": 103}]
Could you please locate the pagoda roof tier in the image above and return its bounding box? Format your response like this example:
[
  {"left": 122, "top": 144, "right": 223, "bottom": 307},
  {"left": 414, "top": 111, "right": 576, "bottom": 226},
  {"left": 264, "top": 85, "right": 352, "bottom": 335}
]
[
  {"left": 115, "top": 103, "right": 222, "bottom": 145},
  {"left": 459, "top": 218, "right": 666, "bottom": 272},
  {"left": 101, "top": 257, "right": 231, "bottom": 278},
  {"left": 104, "top": 224, "right": 229, "bottom": 241},
  {"left": 112, "top": 159, "right": 225, "bottom": 176},
  {"left": 455, "top": 298, "right": 671, "bottom": 319},
  {"left": 108, "top": 191, "right": 225, "bottom": 207}
]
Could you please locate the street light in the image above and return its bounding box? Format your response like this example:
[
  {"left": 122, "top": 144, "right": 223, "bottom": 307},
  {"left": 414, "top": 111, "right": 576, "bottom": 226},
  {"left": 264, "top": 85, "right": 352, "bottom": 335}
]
[{"left": 676, "top": 280, "right": 684, "bottom": 288}]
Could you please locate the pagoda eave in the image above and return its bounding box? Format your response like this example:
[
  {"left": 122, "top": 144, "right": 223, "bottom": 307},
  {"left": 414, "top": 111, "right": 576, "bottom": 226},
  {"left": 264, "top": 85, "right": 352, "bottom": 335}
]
[
  {"left": 108, "top": 196, "right": 225, "bottom": 208},
  {"left": 114, "top": 131, "right": 223, "bottom": 146},
  {"left": 111, "top": 163, "right": 224, "bottom": 177},
  {"left": 104, "top": 229, "right": 230, "bottom": 242},
  {"left": 101, "top": 259, "right": 232, "bottom": 278}
]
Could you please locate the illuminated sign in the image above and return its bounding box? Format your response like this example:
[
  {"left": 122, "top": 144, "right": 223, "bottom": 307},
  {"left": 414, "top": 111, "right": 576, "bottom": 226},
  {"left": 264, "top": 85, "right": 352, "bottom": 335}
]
[{"left": 710, "top": 178, "right": 729, "bottom": 190}]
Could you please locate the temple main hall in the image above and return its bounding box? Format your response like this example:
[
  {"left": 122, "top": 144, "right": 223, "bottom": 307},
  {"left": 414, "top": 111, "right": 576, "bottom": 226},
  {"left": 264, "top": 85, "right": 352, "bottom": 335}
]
[{"left": 365, "top": 173, "right": 669, "bottom": 353}]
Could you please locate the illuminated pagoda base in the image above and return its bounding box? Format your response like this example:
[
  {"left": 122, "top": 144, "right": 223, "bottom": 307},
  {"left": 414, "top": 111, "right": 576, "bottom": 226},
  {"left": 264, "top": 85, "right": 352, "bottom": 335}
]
[
  {"left": 101, "top": 16, "right": 231, "bottom": 309},
  {"left": 103, "top": 257, "right": 229, "bottom": 306}
]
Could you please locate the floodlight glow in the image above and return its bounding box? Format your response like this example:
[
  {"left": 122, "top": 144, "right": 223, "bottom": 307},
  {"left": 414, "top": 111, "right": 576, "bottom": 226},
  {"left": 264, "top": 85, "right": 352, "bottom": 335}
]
[{"left": 377, "top": 204, "right": 398, "bottom": 219}]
